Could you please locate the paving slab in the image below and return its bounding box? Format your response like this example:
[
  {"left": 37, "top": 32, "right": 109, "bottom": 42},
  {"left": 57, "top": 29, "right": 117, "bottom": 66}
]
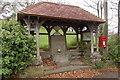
[
  {"left": 19, "top": 59, "right": 94, "bottom": 78},
  {"left": 94, "top": 71, "right": 119, "bottom": 78},
  {"left": 70, "top": 59, "right": 84, "bottom": 66},
  {"left": 45, "top": 65, "right": 93, "bottom": 75}
]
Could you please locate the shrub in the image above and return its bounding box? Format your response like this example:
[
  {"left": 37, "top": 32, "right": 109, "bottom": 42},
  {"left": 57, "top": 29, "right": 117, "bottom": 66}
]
[
  {"left": 1, "top": 20, "right": 36, "bottom": 78},
  {"left": 95, "top": 62, "right": 108, "bottom": 69},
  {"left": 81, "top": 57, "right": 93, "bottom": 66},
  {"left": 101, "top": 34, "right": 120, "bottom": 67},
  {"left": 108, "top": 34, "right": 120, "bottom": 62}
]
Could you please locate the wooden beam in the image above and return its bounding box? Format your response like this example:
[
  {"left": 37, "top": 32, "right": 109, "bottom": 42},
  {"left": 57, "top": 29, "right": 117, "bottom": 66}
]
[
  {"left": 39, "top": 33, "right": 48, "bottom": 35},
  {"left": 43, "top": 21, "right": 81, "bottom": 28},
  {"left": 32, "top": 33, "right": 48, "bottom": 35},
  {"left": 23, "top": 16, "right": 31, "bottom": 35},
  {"left": 66, "top": 33, "right": 76, "bottom": 35},
  {"left": 30, "top": 31, "right": 34, "bottom": 35}
]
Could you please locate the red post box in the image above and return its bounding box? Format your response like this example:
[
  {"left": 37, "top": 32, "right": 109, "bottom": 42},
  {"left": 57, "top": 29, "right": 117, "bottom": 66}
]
[{"left": 99, "top": 36, "right": 107, "bottom": 47}]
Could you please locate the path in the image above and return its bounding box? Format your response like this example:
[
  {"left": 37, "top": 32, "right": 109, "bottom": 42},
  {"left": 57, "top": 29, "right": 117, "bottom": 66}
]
[
  {"left": 19, "top": 59, "right": 93, "bottom": 78},
  {"left": 94, "top": 71, "right": 119, "bottom": 78}
]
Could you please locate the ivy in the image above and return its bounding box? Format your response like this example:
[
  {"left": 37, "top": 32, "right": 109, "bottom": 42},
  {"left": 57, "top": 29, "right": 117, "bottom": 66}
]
[
  {"left": 1, "top": 20, "right": 36, "bottom": 78},
  {"left": 108, "top": 34, "right": 120, "bottom": 62},
  {"left": 101, "top": 34, "right": 120, "bottom": 63}
]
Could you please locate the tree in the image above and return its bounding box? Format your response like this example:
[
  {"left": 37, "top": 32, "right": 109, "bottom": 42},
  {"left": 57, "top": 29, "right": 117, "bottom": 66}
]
[
  {"left": 0, "top": 0, "right": 69, "bottom": 20},
  {"left": 0, "top": 1, "right": 40, "bottom": 20},
  {"left": 118, "top": 0, "right": 120, "bottom": 37},
  {"left": 103, "top": 0, "right": 108, "bottom": 55},
  {"left": 81, "top": 0, "right": 119, "bottom": 33}
]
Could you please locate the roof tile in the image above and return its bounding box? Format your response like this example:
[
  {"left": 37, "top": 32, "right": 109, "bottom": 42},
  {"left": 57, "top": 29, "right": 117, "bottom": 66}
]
[{"left": 18, "top": 2, "right": 105, "bottom": 23}]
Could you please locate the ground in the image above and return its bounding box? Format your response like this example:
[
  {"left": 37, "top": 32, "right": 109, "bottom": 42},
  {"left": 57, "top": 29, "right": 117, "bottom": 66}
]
[
  {"left": 40, "top": 67, "right": 119, "bottom": 78},
  {"left": 19, "top": 58, "right": 119, "bottom": 78}
]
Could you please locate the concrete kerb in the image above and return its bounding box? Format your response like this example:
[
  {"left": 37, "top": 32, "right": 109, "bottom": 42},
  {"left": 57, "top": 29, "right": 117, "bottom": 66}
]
[{"left": 42, "top": 65, "right": 94, "bottom": 77}]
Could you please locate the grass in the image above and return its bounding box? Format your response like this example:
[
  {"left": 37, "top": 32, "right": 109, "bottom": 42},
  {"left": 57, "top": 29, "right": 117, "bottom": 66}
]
[
  {"left": 38, "top": 26, "right": 77, "bottom": 49},
  {"left": 35, "top": 26, "right": 97, "bottom": 50},
  {"left": 80, "top": 57, "right": 93, "bottom": 66},
  {"left": 39, "top": 26, "right": 49, "bottom": 49}
]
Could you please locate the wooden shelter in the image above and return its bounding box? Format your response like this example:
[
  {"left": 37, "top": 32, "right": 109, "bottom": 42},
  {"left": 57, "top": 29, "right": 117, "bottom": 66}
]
[{"left": 17, "top": 2, "right": 105, "bottom": 65}]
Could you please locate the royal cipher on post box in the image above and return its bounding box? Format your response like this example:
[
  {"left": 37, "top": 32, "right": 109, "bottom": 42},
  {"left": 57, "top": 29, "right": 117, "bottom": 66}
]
[{"left": 99, "top": 36, "right": 107, "bottom": 47}]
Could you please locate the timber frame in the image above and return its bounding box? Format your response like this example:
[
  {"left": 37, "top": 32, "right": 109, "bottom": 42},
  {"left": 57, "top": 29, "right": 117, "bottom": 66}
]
[
  {"left": 17, "top": 2, "right": 105, "bottom": 66},
  {"left": 20, "top": 16, "right": 99, "bottom": 61}
]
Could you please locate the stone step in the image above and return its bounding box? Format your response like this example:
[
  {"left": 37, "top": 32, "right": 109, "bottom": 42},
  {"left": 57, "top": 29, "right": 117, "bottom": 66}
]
[
  {"left": 44, "top": 65, "right": 93, "bottom": 76},
  {"left": 70, "top": 59, "right": 84, "bottom": 66}
]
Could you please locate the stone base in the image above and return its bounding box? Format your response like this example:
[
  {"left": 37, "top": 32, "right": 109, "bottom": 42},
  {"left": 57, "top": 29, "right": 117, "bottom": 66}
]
[
  {"left": 52, "top": 54, "right": 70, "bottom": 66},
  {"left": 90, "top": 52, "right": 102, "bottom": 63},
  {"left": 31, "top": 57, "right": 43, "bottom": 66},
  {"left": 90, "top": 52, "right": 102, "bottom": 59}
]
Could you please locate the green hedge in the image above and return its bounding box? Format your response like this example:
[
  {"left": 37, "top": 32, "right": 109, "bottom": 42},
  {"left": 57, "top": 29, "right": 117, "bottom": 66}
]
[{"left": 1, "top": 20, "right": 36, "bottom": 78}]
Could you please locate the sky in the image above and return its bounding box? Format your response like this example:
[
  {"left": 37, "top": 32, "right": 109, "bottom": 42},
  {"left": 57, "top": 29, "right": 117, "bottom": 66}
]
[
  {"left": 63, "top": 0, "right": 119, "bottom": 33},
  {"left": 0, "top": 0, "right": 119, "bottom": 33}
]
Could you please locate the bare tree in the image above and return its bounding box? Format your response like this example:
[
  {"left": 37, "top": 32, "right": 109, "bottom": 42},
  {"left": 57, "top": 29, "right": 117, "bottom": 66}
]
[
  {"left": 0, "top": 0, "right": 43, "bottom": 20},
  {"left": 81, "top": 0, "right": 119, "bottom": 54},
  {"left": 118, "top": 0, "right": 120, "bottom": 38},
  {"left": 80, "top": 0, "right": 119, "bottom": 33},
  {"left": 0, "top": 0, "right": 70, "bottom": 20}
]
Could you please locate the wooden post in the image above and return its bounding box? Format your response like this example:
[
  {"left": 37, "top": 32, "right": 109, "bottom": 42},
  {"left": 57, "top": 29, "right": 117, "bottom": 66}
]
[
  {"left": 36, "top": 25, "right": 40, "bottom": 57},
  {"left": 35, "top": 18, "right": 46, "bottom": 65},
  {"left": 48, "top": 33, "right": 51, "bottom": 51},
  {"left": 64, "top": 29, "right": 67, "bottom": 50},
  {"left": 76, "top": 33, "right": 79, "bottom": 50},
  {"left": 96, "top": 28, "right": 99, "bottom": 52},
  {"left": 91, "top": 31, "right": 94, "bottom": 53},
  {"left": 62, "top": 26, "right": 67, "bottom": 50},
  {"left": 64, "top": 33, "right": 67, "bottom": 50},
  {"left": 28, "top": 16, "right": 31, "bottom": 35},
  {"left": 48, "top": 27, "right": 51, "bottom": 52},
  {"left": 88, "top": 25, "right": 94, "bottom": 53}
]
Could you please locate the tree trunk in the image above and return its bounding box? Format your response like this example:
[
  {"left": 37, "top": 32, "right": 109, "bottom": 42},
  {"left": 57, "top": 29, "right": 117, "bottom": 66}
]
[
  {"left": 103, "top": 0, "right": 108, "bottom": 56},
  {"left": 118, "top": 1, "right": 120, "bottom": 38}
]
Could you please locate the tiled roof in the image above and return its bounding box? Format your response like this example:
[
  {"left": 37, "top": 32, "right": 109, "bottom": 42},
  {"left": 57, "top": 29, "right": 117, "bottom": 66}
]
[{"left": 18, "top": 2, "right": 105, "bottom": 23}]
